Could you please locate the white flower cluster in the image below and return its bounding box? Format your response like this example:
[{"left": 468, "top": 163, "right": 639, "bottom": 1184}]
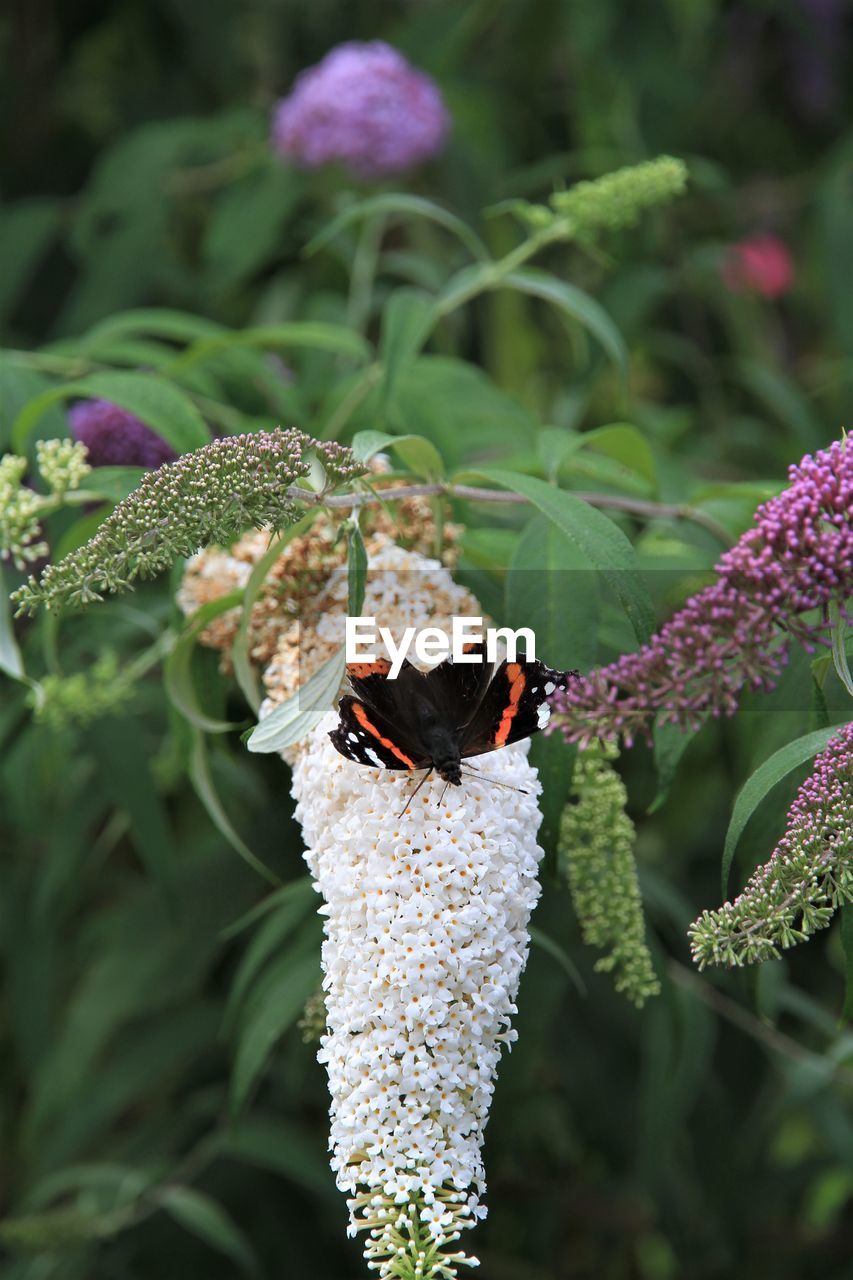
[
  {"left": 240, "top": 539, "right": 549, "bottom": 1276},
  {"left": 291, "top": 715, "right": 544, "bottom": 1276}
]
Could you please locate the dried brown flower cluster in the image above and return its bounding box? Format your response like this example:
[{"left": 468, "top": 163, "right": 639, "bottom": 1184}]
[{"left": 177, "top": 491, "right": 462, "bottom": 675}]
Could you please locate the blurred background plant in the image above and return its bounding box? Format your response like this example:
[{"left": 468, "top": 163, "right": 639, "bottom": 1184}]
[{"left": 2, "top": 2, "right": 853, "bottom": 1278}]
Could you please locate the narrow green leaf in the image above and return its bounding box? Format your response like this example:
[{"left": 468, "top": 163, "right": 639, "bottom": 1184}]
[
  {"left": 79, "top": 307, "right": 225, "bottom": 346},
  {"left": 351, "top": 428, "right": 444, "bottom": 478},
  {"left": 165, "top": 593, "right": 244, "bottom": 734},
  {"left": 0, "top": 566, "right": 25, "bottom": 682},
  {"left": 304, "top": 193, "right": 489, "bottom": 262},
  {"left": 156, "top": 1186, "right": 259, "bottom": 1276},
  {"left": 90, "top": 718, "right": 178, "bottom": 890},
  {"left": 76, "top": 466, "right": 146, "bottom": 503},
  {"left": 379, "top": 288, "right": 434, "bottom": 407},
  {"left": 223, "top": 887, "right": 317, "bottom": 1031},
  {"left": 829, "top": 602, "right": 853, "bottom": 698},
  {"left": 189, "top": 729, "right": 280, "bottom": 887},
  {"left": 721, "top": 725, "right": 844, "bottom": 896},
  {"left": 347, "top": 520, "right": 368, "bottom": 618},
  {"left": 506, "top": 513, "right": 600, "bottom": 671},
  {"left": 168, "top": 323, "right": 371, "bottom": 372},
  {"left": 529, "top": 926, "right": 586, "bottom": 995},
  {"left": 503, "top": 268, "right": 628, "bottom": 371},
  {"left": 210, "top": 1116, "right": 336, "bottom": 1200},
  {"left": 649, "top": 719, "right": 699, "bottom": 813},
  {"left": 466, "top": 468, "right": 654, "bottom": 644},
  {"left": 220, "top": 876, "right": 314, "bottom": 941},
  {"left": 578, "top": 423, "right": 657, "bottom": 489},
  {"left": 12, "top": 371, "right": 209, "bottom": 454},
  {"left": 230, "top": 952, "right": 319, "bottom": 1114},
  {"left": 840, "top": 907, "right": 853, "bottom": 1023},
  {"left": 246, "top": 648, "right": 345, "bottom": 754},
  {"left": 231, "top": 514, "right": 318, "bottom": 715}
]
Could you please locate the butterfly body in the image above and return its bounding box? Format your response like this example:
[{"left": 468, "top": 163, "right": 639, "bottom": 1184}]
[{"left": 329, "top": 642, "right": 578, "bottom": 784}]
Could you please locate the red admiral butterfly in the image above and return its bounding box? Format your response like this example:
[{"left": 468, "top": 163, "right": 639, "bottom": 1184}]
[{"left": 329, "top": 640, "right": 578, "bottom": 787}]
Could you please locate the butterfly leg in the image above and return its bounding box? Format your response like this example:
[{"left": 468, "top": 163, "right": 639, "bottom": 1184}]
[{"left": 397, "top": 767, "right": 434, "bottom": 820}]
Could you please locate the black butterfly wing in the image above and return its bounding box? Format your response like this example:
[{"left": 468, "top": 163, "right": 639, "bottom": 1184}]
[
  {"left": 329, "top": 695, "right": 430, "bottom": 771},
  {"left": 460, "top": 658, "right": 574, "bottom": 758},
  {"left": 418, "top": 640, "right": 495, "bottom": 733}
]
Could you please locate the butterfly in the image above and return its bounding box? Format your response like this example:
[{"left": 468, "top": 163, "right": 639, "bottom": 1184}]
[{"left": 329, "top": 640, "right": 578, "bottom": 790}]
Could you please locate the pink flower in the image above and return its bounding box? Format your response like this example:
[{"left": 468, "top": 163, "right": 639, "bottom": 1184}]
[{"left": 720, "top": 233, "right": 794, "bottom": 298}]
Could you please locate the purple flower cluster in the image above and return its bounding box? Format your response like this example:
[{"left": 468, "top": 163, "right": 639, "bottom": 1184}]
[
  {"left": 271, "top": 41, "right": 450, "bottom": 180},
  {"left": 69, "top": 400, "right": 176, "bottom": 469},
  {"left": 551, "top": 439, "right": 853, "bottom": 747},
  {"left": 689, "top": 720, "right": 853, "bottom": 968}
]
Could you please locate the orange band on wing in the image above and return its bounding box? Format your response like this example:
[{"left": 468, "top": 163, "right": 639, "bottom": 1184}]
[
  {"left": 494, "top": 663, "right": 526, "bottom": 746},
  {"left": 352, "top": 701, "right": 416, "bottom": 768},
  {"left": 347, "top": 659, "right": 391, "bottom": 679}
]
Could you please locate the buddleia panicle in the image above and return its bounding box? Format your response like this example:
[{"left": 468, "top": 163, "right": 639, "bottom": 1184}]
[
  {"left": 559, "top": 744, "right": 660, "bottom": 1008},
  {"left": 12, "top": 429, "right": 364, "bottom": 616},
  {"left": 552, "top": 436, "right": 853, "bottom": 748},
  {"left": 30, "top": 653, "right": 134, "bottom": 732},
  {"left": 1, "top": 440, "right": 91, "bottom": 570},
  {"left": 513, "top": 156, "right": 688, "bottom": 239},
  {"left": 689, "top": 721, "right": 853, "bottom": 969}
]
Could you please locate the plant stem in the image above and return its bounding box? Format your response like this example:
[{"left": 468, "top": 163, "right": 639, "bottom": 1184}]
[{"left": 286, "top": 479, "right": 734, "bottom": 546}]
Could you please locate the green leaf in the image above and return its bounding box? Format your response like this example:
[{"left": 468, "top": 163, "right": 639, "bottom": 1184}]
[
  {"left": 231, "top": 514, "right": 318, "bottom": 715},
  {"left": 223, "top": 882, "right": 317, "bottom": 1031},
  {"left": 649, "top": 719, "right": 699, "bottom": 813},
  {"left": 12, "top": 371, "right": 210, "bottom": 454},
  {"left": 165, "top": 593, "right": 244, "bottom": 734},
  {"left": 79, "top": 308, "right": 225, "bottom": 346},
  {"left": 506, "top": 513, "right": 600, "bottom": 671},
  {"left": 503, "top": 268, "right": 628, "bottom": 371},
  {"left": 721, "top": 725, "right": 845, "bottom": 896},
  {"left": 351, "top": 428, "right": 444, "bottom": 478},
  {"left": 578, "top": 423, "right": 657, "bottom": 490},
  {"left": 210, "top": 1116, "right": 336, "bottom": 1200},
  {"left": 168, "top": 322, "right": 371, "bottom": 372},
  {"left": 829, "top": 602, "right": 853, "bottom": 698},
  {"left": 347, "top": 521, "right": 368, "bottom": 618},
  {"left": 0, "top": 566, "right": 25, "bottom": 683},
  {"left": 156, "top": 1186, "right": 259, "bottom": 1276},
  {"left": 304, "top": 192, "right": 489, "bottom": 262},
  {"left": 246, "top": 647, "right": 345, "bottom": 754},
  {"left": 220, "top": 876, "right": 314, "bottom": 941},
  {"left": 529, "top": 926, "right": 586, "bottom": 995},
  {"left": 840, "top": 907, "right": 853, "bottom": 1023},
  {"left": 203, "top": 163, "right": 301, "bottom": 292},
  {"left": 0, "top": 199, "right": 60, "bottom": 323},
  {"left": 189, "top": 730, "right": 280, "bottom": 887},
  {"left": 89, "top": 718, "right": 178, "bottom": 890},
  {"left": 467, "top": 468, "right": 654, "bottom": 644},
  {"left": 77, "top": 466, "right": 147, "bottom": 503},
  {"left": 230, "top": 951, "right": 320, "bottom": 1114},
  {"left": 378, "top": 288, "right": 435, "bottom": 406}
]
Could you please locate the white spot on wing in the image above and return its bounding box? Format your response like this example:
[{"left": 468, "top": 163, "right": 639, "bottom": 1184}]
[
  {"left": 365, "top": 747, "right": 384, "bottom": 768},
  {"left": 348, "top": 733, "right": 358, "bottom": 742},
  {"left": 537, "top": 703, "right": 551, "bottom": 728},
  {"left": 544, "top": 681, "right": 556, "bottom": 695}
]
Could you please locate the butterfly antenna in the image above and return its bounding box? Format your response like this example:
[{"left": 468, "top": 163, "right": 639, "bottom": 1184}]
[
  {"left": 397, "top": 768, "right": 433, "bottom": 820},
  {"left": 460, "top": 766, "right": 529, "bottom": 796}
]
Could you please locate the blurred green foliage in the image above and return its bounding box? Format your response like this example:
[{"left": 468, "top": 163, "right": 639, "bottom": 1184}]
[{"left": 2, "top": 2, "right": 853, "bottom": 1278}]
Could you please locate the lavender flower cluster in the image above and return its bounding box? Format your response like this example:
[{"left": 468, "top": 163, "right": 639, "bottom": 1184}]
[
  {"left": 69, "top": 400, "right": 176, "bottom": 469},
  {"left": 551, "top": 438, "right": 853, "bottom": 747},
  {"left": 689, "top": 720, "right": 853, "bottom": 968},
  {"left": 272, "top": 41, "right": 450, "bottom": 180}
]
